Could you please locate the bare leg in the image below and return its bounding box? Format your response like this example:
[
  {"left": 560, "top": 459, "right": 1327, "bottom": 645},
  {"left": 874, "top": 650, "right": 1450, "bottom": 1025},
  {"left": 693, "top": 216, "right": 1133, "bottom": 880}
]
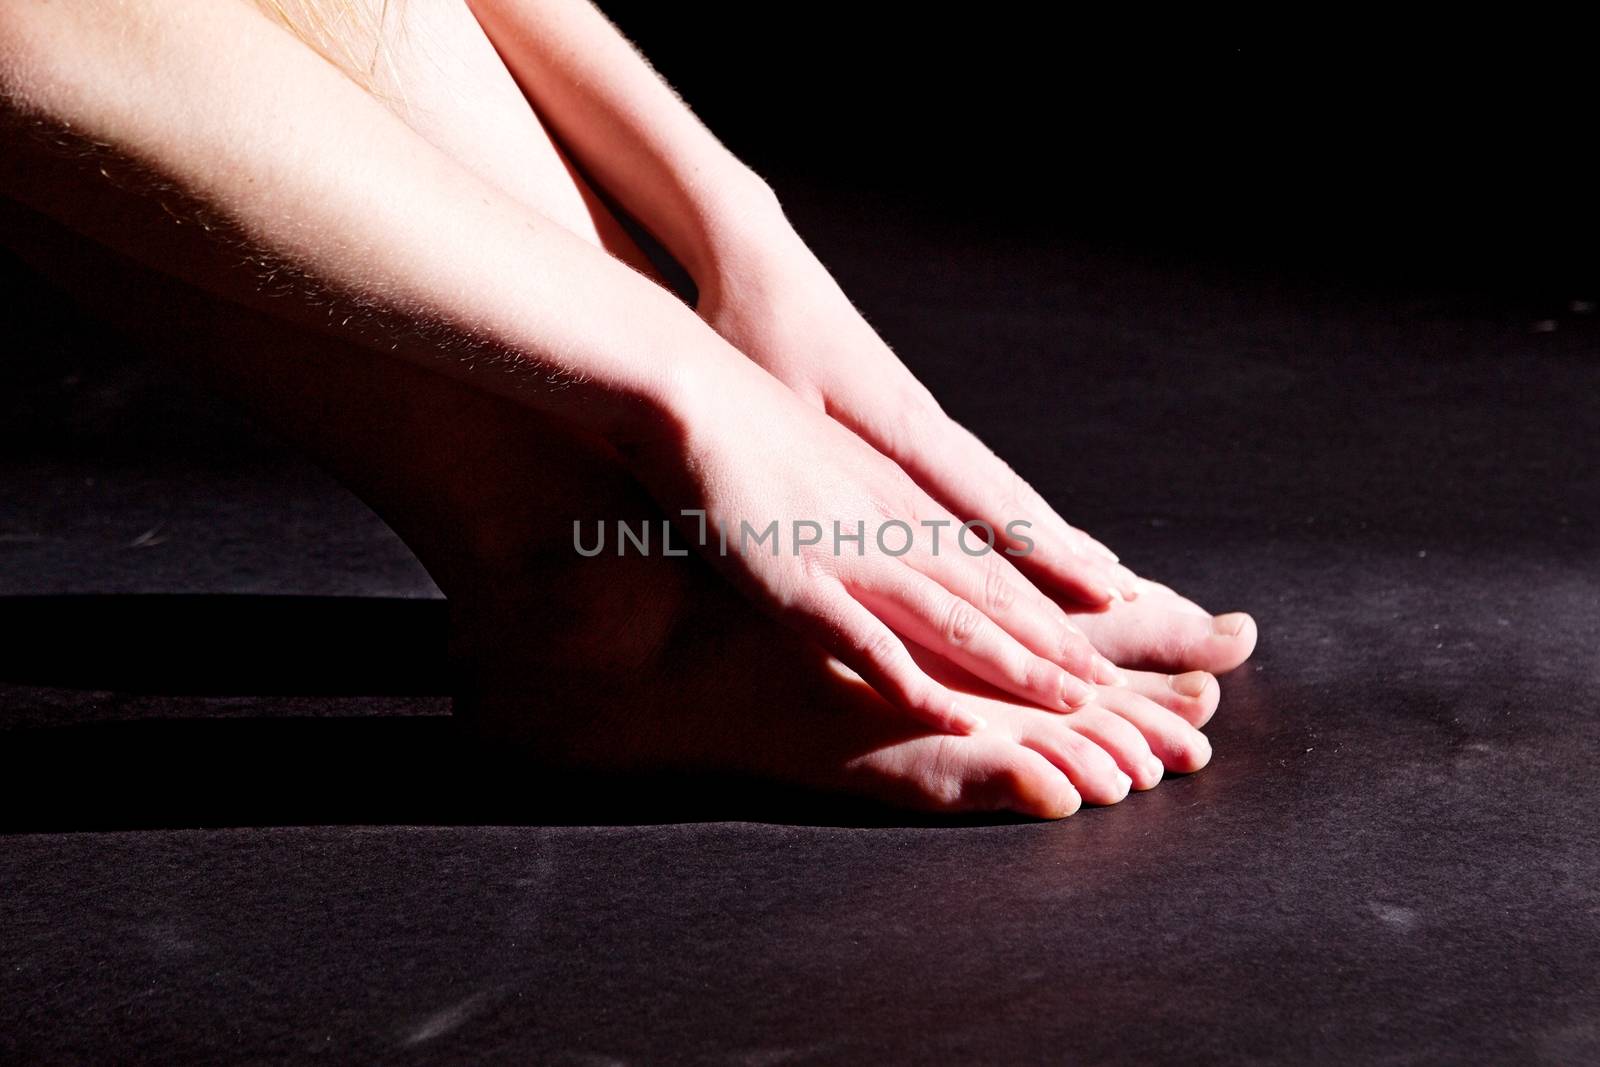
[
  {"left": 315, "top": 0, "right": 1260, "bottom": 680},
  {"left": 0, "top": 1, "right": 1221, "bottom": 816}
]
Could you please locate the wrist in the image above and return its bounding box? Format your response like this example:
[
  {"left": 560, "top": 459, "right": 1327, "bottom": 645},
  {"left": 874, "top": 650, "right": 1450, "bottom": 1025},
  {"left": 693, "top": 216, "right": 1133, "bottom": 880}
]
[
  {"left": 603, "top": 321, "right": 765, "bottom": 466},
  {"left": 684, "top": 168, "right": 806, "bottom": 305}
]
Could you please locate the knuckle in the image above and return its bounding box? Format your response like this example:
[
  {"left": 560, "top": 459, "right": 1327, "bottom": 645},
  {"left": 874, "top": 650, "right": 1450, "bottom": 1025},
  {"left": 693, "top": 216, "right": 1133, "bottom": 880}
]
[
  {"left": 1058, "top": 627, "right": 1088, "bottom": 665},
  {"left": 1082, "top": 707, "right": 1119, "bottom": 733},
  {"left": 852, "top": 626, "right": 900, "bottom": 669},
  {"left": 863, "top": 400, "right": 923, "bottom": 462},
  {"left": 865, "top": 492, "right": 900, "bottom": 523},
  {"left": 940, "top": 600, "right": 984, "bottom": 647},
  {"left": 982, "top": 559, "right": 1017, "bottom": 614},
  {"left": 1007, "top": 652, "right": 1042, "bottom": 693},
  {"left": 1000, "top": 466, "right": 1032, "bottom": 517},
  {"left": 800, "top": 549, "right": 837, "bottom": 582},
  {"left": 994, "top": 469, "right": 1044, "bottom": 552}
]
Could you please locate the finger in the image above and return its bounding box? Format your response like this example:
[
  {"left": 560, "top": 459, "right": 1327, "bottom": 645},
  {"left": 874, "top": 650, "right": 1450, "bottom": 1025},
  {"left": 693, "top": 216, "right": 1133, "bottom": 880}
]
[
  {"left": 1003, "top": 503, "right": 1140, "bottom": 604},
  {"left": 905, "top": 422, "right": 1139, "bottom": 603},
  {"left": 810, "top": 594, "right": 988, "bottom": 735},
  {"left": 951, "top": 424, "right": 1139, "bottom": 598},
  {"left": 847, "top": 565, "right": 1098, "bottom": 711},
  {"left": 1080, "top": 531, "right": 1121, "bottom": 564},
  {"left": 910, "top": 538, "right": 1124, "bottom": 686}
]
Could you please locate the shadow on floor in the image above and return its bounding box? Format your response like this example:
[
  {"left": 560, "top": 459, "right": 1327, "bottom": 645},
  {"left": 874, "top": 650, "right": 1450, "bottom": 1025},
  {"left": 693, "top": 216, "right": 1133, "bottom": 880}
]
[
  {"left": 0, "top": 594, "right": 1022, "bottom": 833},
  {"left": 0, "top": 593, "right": 452, "bottom": 695}
]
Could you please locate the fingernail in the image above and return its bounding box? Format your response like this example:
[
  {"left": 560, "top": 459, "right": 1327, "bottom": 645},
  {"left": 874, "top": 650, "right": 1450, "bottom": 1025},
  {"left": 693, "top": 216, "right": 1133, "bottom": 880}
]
[
  {"left": 1168, "top": 671, "right": 1213, "bottom": 698},
  {"left": 1213, "top": 612, "right": 1250, "bottom": 637},
  {"left": 1093, "top": 656, "right": 1128, "bottom": 686},
  {"left": 1061, "top": 674, "right": 1096, "bottom": 708}
]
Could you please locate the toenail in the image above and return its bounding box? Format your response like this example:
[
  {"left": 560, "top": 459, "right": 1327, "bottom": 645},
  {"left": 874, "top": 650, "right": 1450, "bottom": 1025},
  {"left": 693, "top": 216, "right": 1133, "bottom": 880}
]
[
  {"left": 1213, "top": 612, "right": 1249, "bottom": 636},
  {"left": 1169, "top": 671, "right": 1213, "bottom": 698},
  {"left": 1114, "top": 771, "right": 1133, "bottom": 797},
  {"left": 1145, "top": 757, "right": 1165, "bottom": 782}
]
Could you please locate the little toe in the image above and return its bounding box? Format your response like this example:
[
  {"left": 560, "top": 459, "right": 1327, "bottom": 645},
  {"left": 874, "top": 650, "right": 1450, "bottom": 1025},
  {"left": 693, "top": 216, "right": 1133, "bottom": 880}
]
[{"left": 935, "top": 737, "right": 1082, "bottom": 819}]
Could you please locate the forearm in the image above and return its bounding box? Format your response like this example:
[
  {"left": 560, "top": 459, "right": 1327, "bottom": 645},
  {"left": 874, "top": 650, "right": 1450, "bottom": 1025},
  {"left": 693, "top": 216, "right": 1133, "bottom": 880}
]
[
  {"left": 467, "top": 0, "right": 791, "bottom": 289},
  {"left": 0, "top": 0, "right": 746, "bottom": 447}
]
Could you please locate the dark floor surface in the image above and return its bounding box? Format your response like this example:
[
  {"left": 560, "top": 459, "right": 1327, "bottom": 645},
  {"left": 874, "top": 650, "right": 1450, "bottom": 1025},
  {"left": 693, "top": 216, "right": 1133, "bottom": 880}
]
[{"left": 2, "top": 183, "right": 1598, "bottom": 1065}]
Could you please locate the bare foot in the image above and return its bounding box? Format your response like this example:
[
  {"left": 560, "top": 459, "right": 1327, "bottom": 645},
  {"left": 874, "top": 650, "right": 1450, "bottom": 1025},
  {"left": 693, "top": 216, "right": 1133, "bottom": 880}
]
[
  {"left": 448, "top": 423, "right": 1216, "bottom": 820},
  {"left": 6, "top": 188, "right": 1237, "bottom": 820},
  {"left": 0, "top": 0, "right": 1243, "bottom": 817},
  {"left": 457, "top": 553, "right": 1216, "bottom": 820}
]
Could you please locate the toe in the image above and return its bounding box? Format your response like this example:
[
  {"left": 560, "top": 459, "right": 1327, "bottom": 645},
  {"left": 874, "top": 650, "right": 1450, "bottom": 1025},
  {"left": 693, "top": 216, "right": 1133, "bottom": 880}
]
[
  {"left": 1075, "top": 604, "right": 1258, "bottom": 675},
  {"left": 1063, "top": 706, "right": 1166, "bottom": 791},
  {"left": 971, "top": 742, "right": 1082, "bottom": 818},
  {"left": 1014, "top": 719, "right": 1134, "bottom": 806},
  {"left": 1133, "top": 578, "right": 1209, "bottom": 616},
  {"left": 1123, "top": 669, "right": 1219, "bottom": 727},
  {"left": 918, "top": 736, "right": 1081, "bottom": 819},
  {"left": 1206, "top": 612, "right": 1258, "bottom": 670},
  {"left": 1095, "top": 685, "right": 1214, "bottom": 775}
]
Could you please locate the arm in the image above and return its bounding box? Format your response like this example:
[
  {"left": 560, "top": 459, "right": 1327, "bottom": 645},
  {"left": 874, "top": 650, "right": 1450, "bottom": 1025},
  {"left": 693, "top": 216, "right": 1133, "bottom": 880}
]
[
  {"left": 0, "top": 0, "right": 727, "bottom": 447},
  {"left": 467, "top": 0, "right": 1140, "bottom": 603},
  {"left": 0, "top": 0, "right": 1118, "bottom": 731},
  {"left": 464, "top": 0, "right": 782, "bottom": 290}
]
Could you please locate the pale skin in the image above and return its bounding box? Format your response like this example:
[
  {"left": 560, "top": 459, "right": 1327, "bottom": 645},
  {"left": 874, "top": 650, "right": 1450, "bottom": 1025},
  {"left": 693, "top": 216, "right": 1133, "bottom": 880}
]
[{"left": 0, "top": 0, "right": 1257, "bottom": 816}]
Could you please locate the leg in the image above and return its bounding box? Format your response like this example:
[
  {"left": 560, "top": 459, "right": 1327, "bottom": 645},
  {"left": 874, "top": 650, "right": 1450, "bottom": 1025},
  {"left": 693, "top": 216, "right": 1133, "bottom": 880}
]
[
  {"left": 0, "top": 1, "right": 1217, "bottom": 816},
  {"left": 316, "top": 0, "right": 1257, "bottom": 681},
  {"left": 8, "top": 192, "right": 1222, "bottom": 817}
]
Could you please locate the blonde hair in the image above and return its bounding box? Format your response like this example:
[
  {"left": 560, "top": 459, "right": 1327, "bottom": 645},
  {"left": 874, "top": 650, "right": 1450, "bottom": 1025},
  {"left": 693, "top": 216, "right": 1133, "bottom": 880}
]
[{"left": 252, "top": 0, "right": 403, "bottom": 97}]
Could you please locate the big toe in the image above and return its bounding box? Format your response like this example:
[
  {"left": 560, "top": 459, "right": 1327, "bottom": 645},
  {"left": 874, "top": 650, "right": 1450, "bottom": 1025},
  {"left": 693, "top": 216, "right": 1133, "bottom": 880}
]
[{"left": 1076, "top": 603, "right": 1258, "bottom": 675}]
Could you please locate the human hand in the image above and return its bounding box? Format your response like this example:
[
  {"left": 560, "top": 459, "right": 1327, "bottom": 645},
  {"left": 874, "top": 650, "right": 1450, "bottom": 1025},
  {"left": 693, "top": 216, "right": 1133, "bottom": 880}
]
[
  {"left": 625, "top": 356, "right": 1126, "bottom": 735},
  {"left": 696, "top": 230, "right": 1140, "bottom": 608}
]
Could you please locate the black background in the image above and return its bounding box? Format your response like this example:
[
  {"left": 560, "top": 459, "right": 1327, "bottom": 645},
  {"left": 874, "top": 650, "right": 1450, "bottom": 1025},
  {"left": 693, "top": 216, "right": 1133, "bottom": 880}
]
[{"left": 603, "top": 7, "right": 1596, "bottom": 296}]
